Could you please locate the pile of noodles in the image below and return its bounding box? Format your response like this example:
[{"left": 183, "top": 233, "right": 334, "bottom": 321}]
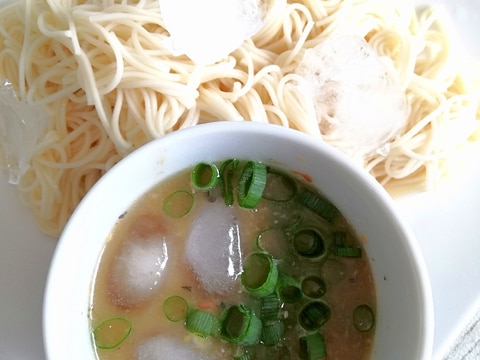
[{"left": 0, "top": 0, "right": 479, "bottom": 236}]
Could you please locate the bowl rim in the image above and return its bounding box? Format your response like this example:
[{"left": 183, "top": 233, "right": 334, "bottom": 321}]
[{"left": 43, "top": 121, "right": 434, "bottom": 359}]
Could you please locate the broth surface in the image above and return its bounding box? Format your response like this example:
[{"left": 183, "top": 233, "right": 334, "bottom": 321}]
[{"left": 90, "top": 161, "right": 376, "bottom": 359}]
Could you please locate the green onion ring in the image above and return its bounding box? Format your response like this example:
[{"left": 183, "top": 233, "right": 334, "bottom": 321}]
[
  {"left": 260, "top": 293, "right": 281, "bottom": 321},
  {"left": 241, "top": 253, "right": 278, "bottom": 297},
  {"left": 185, "top": 309, "right": 220, "bottom": 338},
  {"left": 298, "top": 301, "right": 331, "bottom": 331},
  {"left": 292, "top": 228, "right": 326, "bottom": 259},
  {"left": 163, "top": 295, "right": 189, "bottom": 322},
  {"left": 276, "top": 274, "right": 302, "bottom": 304},
  {"left": 220, "top": 305, "right": 262, "bottom": 346},
  {"left": 219, "top": 159, "right": 239, "bottom": 206},
  {"left": 191, "top": 162, "right": 220, "bottom": 190},
  {"left": 162, "top": 190, "right": 194, "bottom": 218},
  {"left": 93, "top": 317, "right": 132, "bottom": 350},
  {"left": 260, "top": 319, "right": 285, "bottom": 346},
  {"left": 299, "top": 332, "right": 327, "bottom": 359},
  {"left": 237, "top": 161, "right": 267, "bottom": 209},
  {"left": 301, "top": 275, "right": 327, "bottom": 299},
  {"left": 298, "top": 189, "right": 339, "bottom": 223}
]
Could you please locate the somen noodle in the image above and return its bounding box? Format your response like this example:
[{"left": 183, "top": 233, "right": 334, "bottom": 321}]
[{"left": 0, "top": 0, "right": 479, "bottom": 236}]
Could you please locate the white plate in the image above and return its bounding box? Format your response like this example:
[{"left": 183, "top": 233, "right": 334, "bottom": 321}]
[
  {"left": 0, "top": 0, "right": 479, "bottom": 359},
  {"left": 396, "top": 162, "right": 480, "bottom": 359}
]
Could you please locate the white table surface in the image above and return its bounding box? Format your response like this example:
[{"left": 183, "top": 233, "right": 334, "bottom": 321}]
[{"left": 1, "top": 0, "right": 480, "bottom": 359}]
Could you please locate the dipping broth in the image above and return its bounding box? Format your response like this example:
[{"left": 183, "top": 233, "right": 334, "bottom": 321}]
[{"left": 89, "top": 160, "right": 376, "bottom": 359}]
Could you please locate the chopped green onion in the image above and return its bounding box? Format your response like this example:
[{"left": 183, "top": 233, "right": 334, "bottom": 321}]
[
  {"left": 185, "top": 309, "right": 220, "bottom": 338},
  {"left": 93, "top": 317, "right": 132, "bottom": 350},
  {"left": 163, "top": 295, "right": 188, "bottom": 322},
  {"left": 237, "top": 161, "right": 267, "bottom": 209},
  {"left": 299, "top": 301, "right": 331, "bottom": 331},
  {"left": 293, "top": 229, "right": 326, "bottom": 259},
  {"left": 335, "top": 246, "right": 362, "bottom": 258},
  {"left": 298, "top": 189, "right": 339, "bottom": 223},
  {"left": 353, "top": 304, "right": 375, "bottom": 332},
  {"left": 219, "top": 159, "right": 239, "bottom": 206},
  {"left": 233, "top": 351, "right": 253, "bottom": 360},
  {"left": 260, "top": 293, "right": 281, "bottom": 321},
  {"left": 191, "top": 162, "right": 220, "bottom": 190},
  {"left": 299, "top": 333, "right": 327, "bottom": 360},
  {"left": 262, "top": 168, "right": 297, "bottom": 202},
  {"left": 301, "top": 276, "right": 327, "bottom": 299},
  {"left": 261, "top": 320, "right": 285, "bottom": 346},
  {"left": 220, "top": 305, "right": 262, "bottom": 346},
  {"left": 256, "top": 227, "right": 289, "bottom": 259},
  {"left": 276, "top": 274, "right": 302, "bottom": 304},
  {"left": 241, "top": 253, "right": 278, "bottom": 297},
  {"left": 332, "top": 231, "right": 362, "bottom": 257},
  {"left": 162, "top": 190, "right": 194, "bottom": 218}
]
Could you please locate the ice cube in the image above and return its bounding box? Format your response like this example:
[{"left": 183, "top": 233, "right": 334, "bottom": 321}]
[
  {"left": 185, "top": 201, "right": 243, "bottom": 295},
  {"left": 295, "top": 34, "right": 408, "bottom": 162},
  {"left": 108, "top": 215, "right": 169, "bottom": 307},
  {"left": 159, "top": 0, "right": 266, "bottom": 65},
  {"left": 136, "top": 336, "right": 208, "bottom": 360}
]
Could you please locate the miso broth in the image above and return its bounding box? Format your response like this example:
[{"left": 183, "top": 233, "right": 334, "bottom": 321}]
[{"left": 89, "top": 160, "right": 376, "bottom": 359}]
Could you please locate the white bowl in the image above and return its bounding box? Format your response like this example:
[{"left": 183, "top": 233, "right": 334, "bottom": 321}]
[{"left": 43, "top": 121, "right": 434, "bottom": 359}]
